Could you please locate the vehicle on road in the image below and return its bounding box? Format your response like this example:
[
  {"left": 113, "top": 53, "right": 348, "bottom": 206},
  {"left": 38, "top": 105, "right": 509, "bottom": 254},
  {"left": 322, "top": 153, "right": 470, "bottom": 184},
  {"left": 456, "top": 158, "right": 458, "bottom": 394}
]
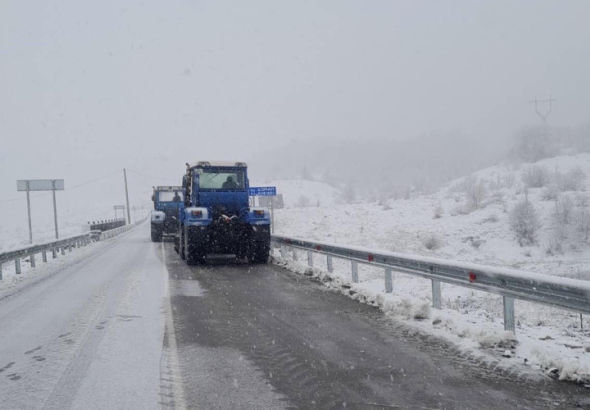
[
  {"left": 151, "top": 186, "right": 183, "bottom": 242},
  {"left": 178, "top": 161, "right": 271, "bottom": 264}
]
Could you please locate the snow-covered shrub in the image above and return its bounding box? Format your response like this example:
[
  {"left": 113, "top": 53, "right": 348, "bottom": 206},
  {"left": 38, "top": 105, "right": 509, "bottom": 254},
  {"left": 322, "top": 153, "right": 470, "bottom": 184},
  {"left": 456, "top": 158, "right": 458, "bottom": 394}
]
[
  {"left": 545, "top": 225, "right": 567, "bottom": 256},
  {"left": 296, "top": 195, "right": 310, "bottom": 208},
  {"left": 522, "top": 165, "right": 550, "bottom": 188},
  {"left": 482, "top": 213, "right": 499, "bottom": 223},
  {"left": 553, "top": 196, "right": 575, "bottom": 226},
  {"left": 514, "top": 125, "right": 560, "bottom": 162},
  {"left": 465, "top": 177, "right": 487, "bottom": 210},
  {"left": 450, "top": 204, "right": 469, "bottom": 216},
  {"left": 574, "top": 206, "right": 590, "bottom": 243},
  {"left": 555, "top": 167, "right": 587, "bottom": 192},
  {"left": 421, "top": 234, "right": 443, "bottom": 250},
  {"left": 541, "top": 183, "right": 560, "bottom": 201},
  {"left": 433, "top": 204, "right": 443, "bottom": 219},
  {"left": 503, "top": 172, "right": 516, "bottom": 188},
  {"left": 509, "top": 201, "right": 541, "bottom": 246}
]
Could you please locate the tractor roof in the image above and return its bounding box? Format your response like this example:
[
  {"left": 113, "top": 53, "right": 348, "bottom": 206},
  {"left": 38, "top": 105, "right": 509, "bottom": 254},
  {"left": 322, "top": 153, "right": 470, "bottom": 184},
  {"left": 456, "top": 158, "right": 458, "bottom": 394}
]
[{"left": 187, "top": 161, "right": 248, "bottom": 168}]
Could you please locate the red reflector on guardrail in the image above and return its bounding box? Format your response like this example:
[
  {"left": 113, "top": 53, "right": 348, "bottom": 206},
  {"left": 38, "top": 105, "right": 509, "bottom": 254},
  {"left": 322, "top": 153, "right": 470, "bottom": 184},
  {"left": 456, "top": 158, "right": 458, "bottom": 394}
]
[
  {"left": 469, "top": 272, "right": 476, "bottom": 282},
  {"left": 316, "top": 245, "right": 322, "bottom": 251},
  {"left": 368, "top": 254, "right": 374, "bottom": 262}
]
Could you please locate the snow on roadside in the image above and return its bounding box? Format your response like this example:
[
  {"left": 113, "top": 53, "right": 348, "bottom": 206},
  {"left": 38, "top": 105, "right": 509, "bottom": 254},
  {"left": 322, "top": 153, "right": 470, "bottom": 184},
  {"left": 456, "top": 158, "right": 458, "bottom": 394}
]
[
  {"left": 271, "top": 253, "right": 590, "bottom": 384},
  {"left": 268, "top": 153, "right": 590, "bottom": 384},
  {"left": 0, "top": 239, "right": 109, "bottom": 294}
]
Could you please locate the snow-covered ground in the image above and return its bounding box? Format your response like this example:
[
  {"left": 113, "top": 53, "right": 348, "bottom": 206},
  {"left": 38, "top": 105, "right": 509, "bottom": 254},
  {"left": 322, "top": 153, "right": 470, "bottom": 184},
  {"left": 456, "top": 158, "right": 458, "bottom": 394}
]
[{"left": 268, "top": 153, "right": 590, "bottom": 384}]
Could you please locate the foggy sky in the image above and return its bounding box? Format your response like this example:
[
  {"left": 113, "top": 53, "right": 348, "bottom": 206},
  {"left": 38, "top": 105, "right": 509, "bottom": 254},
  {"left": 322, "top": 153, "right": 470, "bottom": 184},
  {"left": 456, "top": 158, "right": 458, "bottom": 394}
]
[{"left": 1, "top": 0, "right": 589, "bottom": 235}]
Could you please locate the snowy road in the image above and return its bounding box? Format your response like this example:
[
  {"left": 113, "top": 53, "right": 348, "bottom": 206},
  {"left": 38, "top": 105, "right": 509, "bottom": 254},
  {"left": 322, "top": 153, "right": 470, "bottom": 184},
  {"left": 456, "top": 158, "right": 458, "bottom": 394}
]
[{"left": 0, "top": 224, "right": 588, "bottom": 409}]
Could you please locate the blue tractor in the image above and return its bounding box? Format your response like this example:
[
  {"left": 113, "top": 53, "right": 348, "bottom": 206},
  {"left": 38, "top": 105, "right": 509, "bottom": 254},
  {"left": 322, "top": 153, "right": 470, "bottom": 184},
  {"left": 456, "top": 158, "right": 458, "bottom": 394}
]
[
  {"left": 151, "top": 186, "right": 184, "bottom": 242},
  {"left": 178, "top": 161, "right": 271, "bottom": 265}
]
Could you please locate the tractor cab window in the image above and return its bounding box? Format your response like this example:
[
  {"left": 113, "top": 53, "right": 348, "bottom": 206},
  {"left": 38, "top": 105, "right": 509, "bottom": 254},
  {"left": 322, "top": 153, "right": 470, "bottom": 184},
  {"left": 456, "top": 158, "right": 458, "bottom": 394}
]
[
  {"left": 197, "top": 169, "right": 245, "bottom": 190},
  {"left": 159, "top": 192, "right": 184, "bottom": 202}
]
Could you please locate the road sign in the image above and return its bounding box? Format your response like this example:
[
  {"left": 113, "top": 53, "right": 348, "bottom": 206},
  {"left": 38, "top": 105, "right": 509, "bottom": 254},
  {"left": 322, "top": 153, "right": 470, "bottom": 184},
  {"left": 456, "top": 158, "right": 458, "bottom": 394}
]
[
  {"left": 16, "top": 179, "right": 65, "bottom": 243},
  {"left": 249, "top": 187, "right": 276, "bottom": 196},
  {"left": 249, "top": 187, "right": 278, "bottom": 234},
  {"left": 17, "top": 179, "right": 64, "bottom": 191}
]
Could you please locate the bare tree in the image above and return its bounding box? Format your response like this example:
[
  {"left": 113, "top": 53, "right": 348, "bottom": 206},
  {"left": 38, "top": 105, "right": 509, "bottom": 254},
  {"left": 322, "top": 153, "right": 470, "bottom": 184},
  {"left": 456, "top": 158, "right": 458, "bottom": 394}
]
[
  {"left": 465, "top": 177, "right": 487, "bottom": 210},
  {"left": 522, "top": 165, "right": 550, "bottom": 188},
  {"left": 509, "top": 200, "right": 541, "bottom": 246}
]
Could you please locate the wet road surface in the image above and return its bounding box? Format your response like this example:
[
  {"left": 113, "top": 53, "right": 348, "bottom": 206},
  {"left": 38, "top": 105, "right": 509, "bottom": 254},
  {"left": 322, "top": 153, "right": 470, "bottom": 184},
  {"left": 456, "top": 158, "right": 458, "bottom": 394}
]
[{"left": 1, "top": 224, "right": 589, "bottom": 410}]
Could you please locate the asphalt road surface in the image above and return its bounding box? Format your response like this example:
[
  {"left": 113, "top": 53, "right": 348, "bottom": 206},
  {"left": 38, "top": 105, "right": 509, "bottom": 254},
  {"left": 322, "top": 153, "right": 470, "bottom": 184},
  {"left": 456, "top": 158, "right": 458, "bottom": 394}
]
[{"left": 0, "top": 224, "right": 588, "bottom": 410}]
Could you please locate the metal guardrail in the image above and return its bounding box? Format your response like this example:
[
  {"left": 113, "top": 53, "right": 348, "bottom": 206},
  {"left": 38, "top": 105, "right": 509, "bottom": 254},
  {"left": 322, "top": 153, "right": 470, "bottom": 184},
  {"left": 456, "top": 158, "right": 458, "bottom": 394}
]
[
  {"left": 88, "top": 219, "right": 126, "bottom": 232},
  {"left": 98, "top": 215, "right": 149, "bottom": 240},
  {"left": 0, "top": 215, "right": 149, "bottom": 280},
  {"left": 271, "top": 235, "right": 590, "bottom": 333},
  {"left": 0, "top": 233, "right": 94, "bottom": 280}
]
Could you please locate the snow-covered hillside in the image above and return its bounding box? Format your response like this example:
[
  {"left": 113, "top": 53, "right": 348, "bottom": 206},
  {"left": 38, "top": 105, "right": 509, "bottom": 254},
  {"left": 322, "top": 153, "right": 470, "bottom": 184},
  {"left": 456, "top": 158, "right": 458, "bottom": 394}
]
[
  {"left": 271, "top": 153, "right": 590, "bottom": 383},
  {"left": 253, "top": 179, "right": 342, "bottom": 208},
  {"left": 275, "top": 153, "right": 590, "bottom": 280}
]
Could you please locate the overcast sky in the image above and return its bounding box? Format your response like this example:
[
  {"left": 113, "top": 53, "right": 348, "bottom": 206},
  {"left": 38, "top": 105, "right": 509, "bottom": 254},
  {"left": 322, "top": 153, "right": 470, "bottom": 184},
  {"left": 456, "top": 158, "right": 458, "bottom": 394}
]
[{"left": 1, "top": 0, "right": 589, "bottom": 236}]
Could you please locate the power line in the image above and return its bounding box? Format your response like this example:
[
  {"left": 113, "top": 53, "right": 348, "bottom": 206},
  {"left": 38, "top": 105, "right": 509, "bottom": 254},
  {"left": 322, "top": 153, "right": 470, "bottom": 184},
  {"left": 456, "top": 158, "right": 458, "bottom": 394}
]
[{"left": 126, "top": 168, "right": 179, "bottom": 182}]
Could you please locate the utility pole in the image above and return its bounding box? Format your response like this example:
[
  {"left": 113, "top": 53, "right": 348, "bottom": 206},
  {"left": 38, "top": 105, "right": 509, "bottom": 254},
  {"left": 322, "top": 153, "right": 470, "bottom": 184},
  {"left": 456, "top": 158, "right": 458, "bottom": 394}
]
[
  {"left": 123, "top": 168, "right": 131, "bottom": 225},
  {"left": 530, "top": 94, "right": 556, "bottom": 124}
]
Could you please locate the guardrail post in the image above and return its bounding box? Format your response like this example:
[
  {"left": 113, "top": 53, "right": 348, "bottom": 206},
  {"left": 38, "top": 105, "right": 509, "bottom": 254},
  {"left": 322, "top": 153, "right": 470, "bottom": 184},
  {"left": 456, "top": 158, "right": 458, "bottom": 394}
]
[
  {"left": 292, "top": 247, "right": 298, "bottom": 261},
  {"left": 351, "top": 260, "right": 359, "bottom": 283},
  {"left": 503, "top": 296, "right": 516, "bottom": 332},
  {"left": 307, "top": 251, "right": 313, "bottom": 267},
  {"left": 52, "top": 248, "right": 57, "bottom": 258},
  {"left": 280, "top": 245, "right": 286, "bottom": 259},
  {"left": 385, "top": 268, "right": 393, "bottom": 293},
  {"left": 61, "top": 247, "right": 66, "bottom": 256},
  {"left": 0, "top": 263, "right": 3, "bottom": 280},
  {"left": 327, "top": 255, "right": 333, "bottom": 273},
  {"left": 15, "top": 259, "right": 21, "bottom": 274},
  {"left": 30, "top": 253, "right": 36, "bottom": 268},
  {"left": 432, "top": 279, "right": 442, "bottom": 309},
  {"left": 42, "top": 251, "right": 47, "bottom": 263},
  {"left": 68, "top": 244, "right": 73, "bottom": 252}
]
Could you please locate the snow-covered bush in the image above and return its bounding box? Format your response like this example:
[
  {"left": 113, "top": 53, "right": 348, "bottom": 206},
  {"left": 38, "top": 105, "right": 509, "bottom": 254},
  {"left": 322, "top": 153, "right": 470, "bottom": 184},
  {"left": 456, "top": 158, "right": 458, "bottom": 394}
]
[
  {"left": 509, "top": 200, "right": 541, "bottom": 246},
  {"left": 522, "top": 165, "right": 550, "bottom": 188},
  {"left": 482, "top": 213, "right": 499, "bottom": 223},
  {"left": 433, "top": 204, "right": 443, "bottom": 219},
  {"left": 503, "top": 172, "right": 516, "bottom": 189},
  {"left": 296, "top": 195, "right": 310, "bottom": 208},
  {"left": 545, "top": 224, "right": 567, "bottom": 256},
  {"left": 555, "top": 167, "right": 587, "bottom": 192},
  {"left": 541, "top": 183, "right": 560, "bottom": 201},
  {"left": 574, "top": 206, "right": 590, "bottom": 243},
  {"left": 421, "top": 234, "right": 443, "bottom": 250},
  {"left": 514, "top": 125, "right": 560, "bottom": 162},
  {"left": 553, "top": 196, "right": 575, "bottom": 226},
  {"left": 465, "top": 177, "right": 487, "bottom": 210}
]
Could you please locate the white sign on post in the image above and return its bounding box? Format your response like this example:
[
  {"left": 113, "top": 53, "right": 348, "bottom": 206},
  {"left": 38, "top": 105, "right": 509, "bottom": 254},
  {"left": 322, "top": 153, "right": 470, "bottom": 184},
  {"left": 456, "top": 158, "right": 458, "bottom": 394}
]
[
  {"left": 16, "top": 179, "right": 65, "bottom": 243},
  {"left": 17, "top": 179, "right": 64, "bottom": 191}
]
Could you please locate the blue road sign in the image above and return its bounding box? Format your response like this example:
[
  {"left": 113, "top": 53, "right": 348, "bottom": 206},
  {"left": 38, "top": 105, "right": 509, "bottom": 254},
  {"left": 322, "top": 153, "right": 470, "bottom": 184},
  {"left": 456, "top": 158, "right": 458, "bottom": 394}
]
[{"left": 249, "top": 186, "right": 277, "bottom": 196}]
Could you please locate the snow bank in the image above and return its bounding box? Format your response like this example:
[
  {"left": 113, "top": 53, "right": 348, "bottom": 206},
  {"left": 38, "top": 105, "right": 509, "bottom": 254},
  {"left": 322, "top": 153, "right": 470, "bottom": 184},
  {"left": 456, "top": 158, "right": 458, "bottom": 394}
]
[{"left": 272, "top": 253, "right": 590, "bottom": 384}]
